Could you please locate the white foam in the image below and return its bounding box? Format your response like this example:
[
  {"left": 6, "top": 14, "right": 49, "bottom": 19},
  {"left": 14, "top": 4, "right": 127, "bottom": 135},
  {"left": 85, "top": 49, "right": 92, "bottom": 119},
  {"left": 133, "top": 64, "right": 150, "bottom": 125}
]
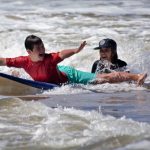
[
  {"left": 0, "top": 0, "right": 149, "bottom": 95},
  {"left": 28, "top": 104, "right": 150, "bottom": 148}
]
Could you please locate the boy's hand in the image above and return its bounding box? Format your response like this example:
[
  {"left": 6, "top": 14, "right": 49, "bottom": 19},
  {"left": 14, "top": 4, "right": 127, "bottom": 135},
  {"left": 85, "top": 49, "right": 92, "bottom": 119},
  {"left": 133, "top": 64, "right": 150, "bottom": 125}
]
[
  {"left": 0, "top": 58, "right": 6, "bottom": 66},
  {"left": 76, "top": 41, "right": 87, "bottom": 53},
  {"left": 59, "top": 41, "right": 87, "bottom": 59},
  {"left": 11, "top": 70, "right": 20, "bottom": 77}
]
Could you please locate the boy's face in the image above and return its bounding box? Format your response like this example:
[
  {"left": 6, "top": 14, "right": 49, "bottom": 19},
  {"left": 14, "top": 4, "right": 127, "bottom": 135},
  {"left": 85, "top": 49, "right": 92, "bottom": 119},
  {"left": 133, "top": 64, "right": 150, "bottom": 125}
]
[
  {"left": 28, "top": 43, "right": 45, "bottom": 61},
  {"left": 99, "top": 48, "right": 112, "bottom": 62}
]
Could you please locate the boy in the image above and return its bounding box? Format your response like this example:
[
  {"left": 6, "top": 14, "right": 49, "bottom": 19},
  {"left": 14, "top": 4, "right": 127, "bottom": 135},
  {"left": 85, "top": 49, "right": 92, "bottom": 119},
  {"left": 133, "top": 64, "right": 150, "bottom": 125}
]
[{"left": 0, "top": 35, "right": 147, "bottom": 86}]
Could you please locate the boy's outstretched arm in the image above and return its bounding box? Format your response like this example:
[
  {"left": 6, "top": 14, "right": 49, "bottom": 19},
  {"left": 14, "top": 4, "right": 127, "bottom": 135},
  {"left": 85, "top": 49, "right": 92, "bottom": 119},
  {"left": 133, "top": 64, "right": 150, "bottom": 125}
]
[
  {"left": 0, "top": 58, "right": 6, "bottom": 66},
  {"left": 59, "top": 41, "right": 87, "bottom": 60}
]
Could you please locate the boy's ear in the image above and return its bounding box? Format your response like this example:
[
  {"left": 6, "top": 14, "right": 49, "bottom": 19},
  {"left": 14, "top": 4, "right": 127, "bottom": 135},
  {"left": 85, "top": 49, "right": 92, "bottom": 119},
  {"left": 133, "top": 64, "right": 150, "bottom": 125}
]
[{"left": 27, "top": 49, "right": 32, "bottom": 54}]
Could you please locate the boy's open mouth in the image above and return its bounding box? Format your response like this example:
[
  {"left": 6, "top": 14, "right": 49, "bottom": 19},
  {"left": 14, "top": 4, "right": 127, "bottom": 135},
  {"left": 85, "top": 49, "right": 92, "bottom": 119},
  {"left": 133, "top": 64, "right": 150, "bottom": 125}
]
[{"left": 39, "top": 54, "right": 45, "bottom": 57}]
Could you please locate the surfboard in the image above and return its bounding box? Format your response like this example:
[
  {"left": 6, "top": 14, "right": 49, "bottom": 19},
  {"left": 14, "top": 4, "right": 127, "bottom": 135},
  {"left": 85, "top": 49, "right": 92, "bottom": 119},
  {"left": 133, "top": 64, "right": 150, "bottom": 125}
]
[{"left": 0, "top": 73, "right": 59, "bottom": 96}]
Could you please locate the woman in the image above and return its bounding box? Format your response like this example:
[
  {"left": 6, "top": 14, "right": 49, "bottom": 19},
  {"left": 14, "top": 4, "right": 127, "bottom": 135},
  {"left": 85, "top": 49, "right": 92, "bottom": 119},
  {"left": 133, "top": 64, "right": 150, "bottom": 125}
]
[{"left": 91, "top": 38, "right": 129, "bottom": 74}]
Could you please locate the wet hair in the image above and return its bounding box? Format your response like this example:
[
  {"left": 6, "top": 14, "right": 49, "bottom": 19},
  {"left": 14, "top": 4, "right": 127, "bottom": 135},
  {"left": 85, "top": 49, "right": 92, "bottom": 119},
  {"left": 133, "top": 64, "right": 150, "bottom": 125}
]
[
  {"left": 111, "top": 47, "right": 118, "bottom": 63},
  {"left": 95, "top": 38, "right": 118, "bottom": 63},
  {"left": 24, "top": 35, "right": 43, "bottom": 51}
]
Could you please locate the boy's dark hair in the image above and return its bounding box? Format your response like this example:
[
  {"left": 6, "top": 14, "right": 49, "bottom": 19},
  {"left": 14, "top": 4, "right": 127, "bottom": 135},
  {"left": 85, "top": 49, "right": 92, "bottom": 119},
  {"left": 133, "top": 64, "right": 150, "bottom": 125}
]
[{"left": 25, "top": 35, "right": 43, "bottom": 50}]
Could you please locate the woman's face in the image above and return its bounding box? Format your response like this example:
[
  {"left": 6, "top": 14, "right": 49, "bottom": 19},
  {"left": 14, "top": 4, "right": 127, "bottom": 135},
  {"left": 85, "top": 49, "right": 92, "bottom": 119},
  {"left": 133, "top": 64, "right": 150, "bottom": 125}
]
[{"left": 99, "top": 48, "right": 112, "bottom": 62}]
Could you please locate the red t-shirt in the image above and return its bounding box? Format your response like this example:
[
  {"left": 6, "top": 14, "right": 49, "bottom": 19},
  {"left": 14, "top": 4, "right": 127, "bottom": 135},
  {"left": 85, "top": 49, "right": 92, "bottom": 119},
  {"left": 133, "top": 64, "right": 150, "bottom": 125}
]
[{"left": 6, "top": 53, "right": 68, "bottom": 85}]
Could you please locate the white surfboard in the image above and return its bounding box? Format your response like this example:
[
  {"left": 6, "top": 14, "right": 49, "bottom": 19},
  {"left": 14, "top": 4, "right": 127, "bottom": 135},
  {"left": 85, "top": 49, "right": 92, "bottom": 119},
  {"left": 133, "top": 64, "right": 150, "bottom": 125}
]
[{"left": 0, "top": 73, "right": 59, "bottom": 96}]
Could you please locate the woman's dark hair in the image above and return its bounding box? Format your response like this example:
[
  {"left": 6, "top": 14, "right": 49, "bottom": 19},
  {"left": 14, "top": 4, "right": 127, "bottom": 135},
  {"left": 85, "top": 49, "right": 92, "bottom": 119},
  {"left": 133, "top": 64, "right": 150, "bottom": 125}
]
[
  {"left": 95, "top": 38, "right": 118, "bottom": 63},
  {"left": 111, "top": 48, "right": 118, "bottom": 63},
  {"left": 24, "top": 35, "right": 43, "bottom": 50}
]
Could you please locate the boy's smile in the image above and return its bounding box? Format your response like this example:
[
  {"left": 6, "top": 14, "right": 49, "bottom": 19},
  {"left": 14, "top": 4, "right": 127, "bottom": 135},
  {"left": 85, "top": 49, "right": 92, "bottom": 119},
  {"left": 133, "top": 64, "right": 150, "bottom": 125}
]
[{"left": 28, "top": 43, "right": 45, "bottom": 62}]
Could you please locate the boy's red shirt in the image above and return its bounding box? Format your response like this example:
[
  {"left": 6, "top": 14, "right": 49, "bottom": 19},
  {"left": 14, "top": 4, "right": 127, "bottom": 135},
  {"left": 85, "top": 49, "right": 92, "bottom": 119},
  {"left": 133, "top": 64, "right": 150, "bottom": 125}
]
[{"left": 6, "top": 52, "right": 68, "bottom": 84}]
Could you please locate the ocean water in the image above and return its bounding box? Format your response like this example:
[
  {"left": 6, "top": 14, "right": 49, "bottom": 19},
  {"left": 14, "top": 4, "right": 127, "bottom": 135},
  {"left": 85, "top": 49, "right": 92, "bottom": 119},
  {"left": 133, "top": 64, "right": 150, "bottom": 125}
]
[{"left": 0, "top": 0, "right": 150, "bottom": 149}]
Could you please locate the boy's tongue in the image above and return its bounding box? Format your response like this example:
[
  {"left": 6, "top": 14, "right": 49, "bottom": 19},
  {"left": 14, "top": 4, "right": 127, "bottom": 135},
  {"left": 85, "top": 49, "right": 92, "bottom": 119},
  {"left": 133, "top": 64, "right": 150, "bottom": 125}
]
[{"left": 39, "top": 53, "right": 45, "bottom": 57}]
